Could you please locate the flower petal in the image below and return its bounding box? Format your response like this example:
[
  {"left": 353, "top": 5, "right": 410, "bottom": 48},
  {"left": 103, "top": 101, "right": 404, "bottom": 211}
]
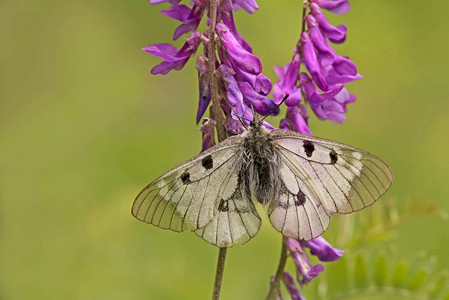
[
  {"left": 312, "top": 0, "right": 350, "bottom": 14},
  {"left": 301, "top": 32, "right": 328, "bottom": 91},
  {"left": 239, "top": 82, "right": 278, "bottom": 116},
  {"left": 286, "top": 105, "right": 312, "bottom": 135},
  {"left": 218, "top": 65, "right": 246, "bottom": 117},
  {"left": 282, "top": 272, "right": 306, "bottom": 300},
  {"left": 200, "top": 117, "right": 216, "bottom": 152},
  {"left": 217, "top": 23, "right": 262, "bottom": 74},
  {"left": 196, "top": 56, "right": 211, "bottom": 123},
  {"left": 232, "top": 0, "right": 259, "bottom": 13},
  {"left": 306, "top": 15, "right": 336, "bottom": 67},
  {"left": 310, "top": 3, "right": 347, "bottom": 44}
]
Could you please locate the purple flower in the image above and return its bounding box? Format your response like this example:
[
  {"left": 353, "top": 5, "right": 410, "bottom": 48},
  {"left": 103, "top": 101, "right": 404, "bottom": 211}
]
[
  {"left": 306, "top": 15, "right": 336, "bottom": 67},
  {"left": 273, "top": 53, "right": 302, "bottom": 106},
  {"left": 200, "top": 117, "right": 216, "bottom": 152},
  {"left": 285, "top": 236, "right": 343, "bottom": 288},
  {"left": 196, "top": 55, "right": 211, "bottom": 123},
  {"left": 301, "top": 32, "right": 328, "bottom": 91},
  {"left": 217, "top": 23, "right": 262, "bottom": 75},
  {"left": 286, "top": 238, "right": 324, "bottom": 285},
  {"left": 218, "top": 64, "right": 246, "bottom": 117},
  {"left": 221, "top": 10, "right": 253, "bottom": 52},
  {"left": 311, "top": 0, "right": 350, "bottom": 15},
  {"left": 221, "top": 98, "right": 246, "bottom": 135},
  {"left": 239, "top": 82, "right": 278, "bottom": 116},
  {"left": 231, "top": 0, "right": 259, "bottom": 13},
  {"left": 310, "top": 3, "right": 347, "bottom": 44},
  {"left": 284, "top": 104, "right": 313, "bottom": 135},
  {"left": 300, "top": 72, "right": 351, "bottom": 123},
  {"left": 303, "top": 237, "right": 344, "bottom": 262},
  {"left": 321, "top": 62, "right": 362, "bottom": 86},
  {"left": 144, "top": 31, "right": 202, "bottom": 75},
  {"left": 161, "top": 3, "right": 205, "bottom": 40},
  {"left": 282, "top": 272, "right": 306, "bottom": 300}
]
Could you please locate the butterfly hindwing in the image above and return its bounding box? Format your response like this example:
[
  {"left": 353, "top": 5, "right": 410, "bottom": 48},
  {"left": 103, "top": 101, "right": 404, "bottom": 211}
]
[
  {"left": 195, "top": 187, "right": 261, "bottom": 248},
  {"left": 268, "top": 159, "right": 331, "bottom": 240},
  {"left": 270, "top": 129, "right": 393, "bottom": 216},
  {"left": 132, "top": 136, "right": 245, "bottom": 233}
]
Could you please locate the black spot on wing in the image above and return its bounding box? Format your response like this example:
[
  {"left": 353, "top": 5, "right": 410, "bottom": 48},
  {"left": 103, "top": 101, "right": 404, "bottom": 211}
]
[
  {"left": 181, "top": 172, "right": 191, "bottom": 184},
  {"left": 330, "top": 150, "right": 338, "bottom": 164},
  {"left": 295, "top": 189, "right": 306, "bottom": 206},
  {"left": 303, "top": 141, "right": 315, "bottom": 158},
  {"left": 201, "top": 155, "right": 214, "bottom": 170}
]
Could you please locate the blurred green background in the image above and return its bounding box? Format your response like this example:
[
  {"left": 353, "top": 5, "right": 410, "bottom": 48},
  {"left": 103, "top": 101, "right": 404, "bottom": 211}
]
[{"left": 1, "top": 0, "right": 448, "bottom": 299}]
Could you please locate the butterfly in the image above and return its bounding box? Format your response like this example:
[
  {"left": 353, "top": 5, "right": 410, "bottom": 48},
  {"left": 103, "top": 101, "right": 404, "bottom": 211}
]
[{"left": 131, "top": 120, "right": 393, "bottom": 248}]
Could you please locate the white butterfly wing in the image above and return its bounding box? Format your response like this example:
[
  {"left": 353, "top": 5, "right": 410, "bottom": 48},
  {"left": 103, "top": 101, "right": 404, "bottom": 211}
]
[
  {"left": 268, "top": 129, "right": 393, "bottom": 240},
  {"left": 132, "top": 135, "right": 261, "bottom": 247},
  {"left": 195, "top": 187, "right": 261, "bottom": 248}
]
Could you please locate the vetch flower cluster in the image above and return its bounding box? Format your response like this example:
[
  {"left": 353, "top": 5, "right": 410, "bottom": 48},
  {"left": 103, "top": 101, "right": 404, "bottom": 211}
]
[
  {"left": 144, "top": 0, "right": 276, "bottom": 139},
  {"left": 275, "top": 0, "right": 360, "bottom": 133}
]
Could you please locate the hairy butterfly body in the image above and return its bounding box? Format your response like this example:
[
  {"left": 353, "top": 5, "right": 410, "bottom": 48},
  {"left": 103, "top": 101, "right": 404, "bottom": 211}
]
[{"left": 132, "top": 121, "right": 393, "bottom": 247}]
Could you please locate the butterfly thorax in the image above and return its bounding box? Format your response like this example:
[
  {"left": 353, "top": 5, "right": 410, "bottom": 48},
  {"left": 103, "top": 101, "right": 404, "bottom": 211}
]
[{"left": 239, "top": 122, "right": 281, "bottom": 205}]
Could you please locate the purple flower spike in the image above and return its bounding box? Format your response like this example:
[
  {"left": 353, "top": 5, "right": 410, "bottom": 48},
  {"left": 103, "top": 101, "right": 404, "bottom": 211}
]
[
  {"left": 145, "top": 31, "right": 202, "bottom": 75},
  {"left": 232, "top": 0, "right": 259, "bottom": 14},
  {"left": 200, "top": 117, "right": 216, "bottom": 152},
  {"left": 286, "top": 238, "right": 324, "bottom": 285},
  {"left": 282, "top": 272, "right": 306, "bottom": 300},
  {"left": 301, "top": 32, "right": 328, "bottom": 91},
  {"left": 286, "top": 105, "right": 312, "bottom": 135},
  {"left": 304, "top": 237, "right": 344, "bottom": 262},
  {"left": 311, "top": 0, "right": 350, "bottom": 15},
  {"left": 196, "top": 56, "right": 211, "bottom": 123},
  {"left": 149, "top": 0, "right": 181, "bottom": 4},
  {"left": 217, "top": 23, "right": 262, "bottom": 75},
  {"left": 218, "top": 65, "right": 246, "bottom": 117},
  {"left": 310, "top": 3, "right": 347, "bottom": 44},
  {"left": 306, "top": 15, "right": 336, "bottom": 67},
  {"left": 273, "top": 53, "right": 302, "bottom": 106}
]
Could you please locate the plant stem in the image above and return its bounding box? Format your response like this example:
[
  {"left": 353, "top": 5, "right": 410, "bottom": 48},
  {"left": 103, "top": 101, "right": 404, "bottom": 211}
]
[
  {"left": 207, "top": 0, "right": 227, "bottom": 142},
  {"left": 208, "top": 1, "right": 228, "bottom": 299},
  {"left": 212, "top": 247, "right": 228, "bottom": 300},
  {"left": 266, "top": 237, "right": 288, "bottom": 300}
]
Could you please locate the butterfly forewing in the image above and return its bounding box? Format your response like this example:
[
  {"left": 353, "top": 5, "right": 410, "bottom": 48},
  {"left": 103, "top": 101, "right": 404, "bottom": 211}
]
[
  {"left": 132, "top": 136, "right": 245, "bottom": 233},
  {"left": 270, "top": 129, "right": 393, "bottom": 216}
]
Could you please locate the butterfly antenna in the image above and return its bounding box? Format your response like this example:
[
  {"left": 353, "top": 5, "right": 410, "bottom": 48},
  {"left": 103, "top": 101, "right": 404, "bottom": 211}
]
[
  {"left": 229, "top": 108, "right": 249, "bottom": 130},
  {"left": 259, "top": 94, "right": 290, "bottom": 124},
  {"left": 237, "top": 115, "right": 248, "bottom": 130}
]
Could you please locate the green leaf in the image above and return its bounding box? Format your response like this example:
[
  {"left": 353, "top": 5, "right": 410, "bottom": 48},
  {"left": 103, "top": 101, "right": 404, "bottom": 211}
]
[
  {"left": 374, "top": 254, "right": 388, "bottom": 286},
  {"left": 407, "top": 269, "right": 427, "bottom": 291},
  {"left": 354, "top": 254, "right": 368, "bottom": 287},
  {"left": 391, "top": 261, "right": 409, "bottom": 287}
]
